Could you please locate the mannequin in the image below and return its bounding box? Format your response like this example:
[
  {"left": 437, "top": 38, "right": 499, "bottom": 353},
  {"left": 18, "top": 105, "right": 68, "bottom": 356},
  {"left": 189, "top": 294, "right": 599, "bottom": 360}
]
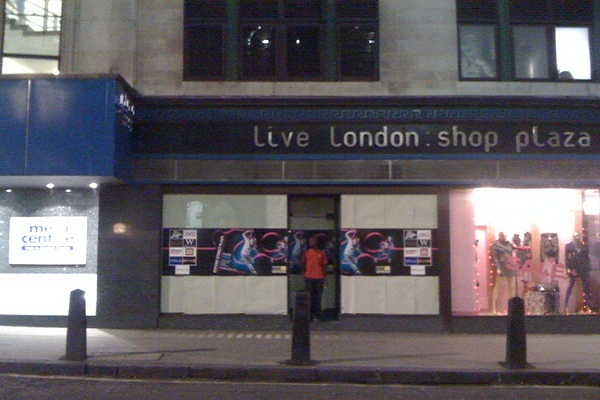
[
  {"left": 564, "top": 232, "right": 592, "bottom": 313},
  {"left": 491, "top": 232, "right": 516, "bottom": 314}
]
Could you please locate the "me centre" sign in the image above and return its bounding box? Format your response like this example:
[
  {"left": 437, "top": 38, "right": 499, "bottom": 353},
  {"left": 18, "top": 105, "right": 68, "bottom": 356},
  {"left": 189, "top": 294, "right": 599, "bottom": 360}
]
[{"left": 9, "top": 217, "right": 88, "bottom": 265}]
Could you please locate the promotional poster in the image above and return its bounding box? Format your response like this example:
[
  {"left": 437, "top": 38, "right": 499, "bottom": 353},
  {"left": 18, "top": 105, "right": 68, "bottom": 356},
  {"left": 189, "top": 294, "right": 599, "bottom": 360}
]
[
  {"left": 163, "top": 228, "right": 288, "bottom": 276},
  {"left": 340, "top": 229, "right": 437, "bottom": 276},
  {"left": 163, "top": 228, "right": 437, "bottom": 276}
]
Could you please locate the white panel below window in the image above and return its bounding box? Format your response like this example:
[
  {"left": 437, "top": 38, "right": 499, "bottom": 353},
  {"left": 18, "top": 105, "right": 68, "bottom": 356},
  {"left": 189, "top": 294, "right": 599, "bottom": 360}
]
[
  {"left": 341, "top": 276, "right": 439, "bottom": 315},
  {"left": 161, "top": 276, "right": 287, "bottom": 314},
  {"left": 0, "top": 274, "right": 97, "bottom": 316}
]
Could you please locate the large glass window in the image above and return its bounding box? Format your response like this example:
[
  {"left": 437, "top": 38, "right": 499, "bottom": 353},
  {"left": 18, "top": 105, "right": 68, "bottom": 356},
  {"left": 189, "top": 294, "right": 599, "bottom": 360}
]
[
  {"left": 457, "top": 0, "right": 594, "bottom": 81},
  {"left": 510, "top": 0, "right": 592, "bottom": 81},
  {"left": 451, "top": 188, "right": 599, "bottom": 316},
  {"left": 184, "top": 0, "right": 379, "bottom": 81},
  {"left": 2, "top": 0, "right": 62, "bottom": 74}
]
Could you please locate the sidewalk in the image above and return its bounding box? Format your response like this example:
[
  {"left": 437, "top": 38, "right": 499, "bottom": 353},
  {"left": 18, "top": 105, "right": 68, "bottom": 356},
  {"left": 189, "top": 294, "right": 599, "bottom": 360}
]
[{"left": 0, "top": 326, "right": 598, "bottom": 385}]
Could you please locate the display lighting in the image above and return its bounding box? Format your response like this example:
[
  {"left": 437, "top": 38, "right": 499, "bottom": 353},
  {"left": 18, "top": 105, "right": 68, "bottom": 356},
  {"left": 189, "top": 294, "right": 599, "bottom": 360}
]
[
  {"left": 474, "top": 240, "right": 481, "bottom": 313},
  {"left": 112, "top": 223, "right": 127, "bottom": 234}
]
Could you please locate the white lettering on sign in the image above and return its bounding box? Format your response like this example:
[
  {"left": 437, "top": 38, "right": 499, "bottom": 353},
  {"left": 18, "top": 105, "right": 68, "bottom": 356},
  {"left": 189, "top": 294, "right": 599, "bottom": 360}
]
[
  {"left": 437, "top": 126, "right": 499, "bottom": 153},
  {"left": 253, "top": 126, "right": 309, "bottom": 148},
  {"left": 330, "top": 126, "right": 419, "bottom": 148},
  {"left": 9, "top": 217, "right": 88, "bottom": 265},
  {"left": 515, "top": 126, "right": 591, "bottom": 153},
  {"left": 251, "top": 124, "right": 593, "bottom": 154}
]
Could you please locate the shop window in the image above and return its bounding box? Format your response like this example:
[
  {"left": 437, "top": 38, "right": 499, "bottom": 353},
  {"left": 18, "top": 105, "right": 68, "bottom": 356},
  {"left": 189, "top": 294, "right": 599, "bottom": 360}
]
[
  {"left": 456, "top": 0, "right": 593, "bottom": 81},
  {"left": 183, "top": 0, "right": 379, "bottom": 81},
  {"left": 450, "top": 188, "right": 599, "bottom": 317},
  {"left": 161, "top": 194, "right": 288, "bottom": 315},
  {"left": 1, "top": 0, "right": 62, "bottom": 74}
]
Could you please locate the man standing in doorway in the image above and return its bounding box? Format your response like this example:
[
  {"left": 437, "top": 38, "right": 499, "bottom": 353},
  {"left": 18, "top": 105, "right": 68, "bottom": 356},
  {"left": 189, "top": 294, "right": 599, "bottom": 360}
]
[{"left": 302, "top": 236, "right": 328, "bottom": 321}]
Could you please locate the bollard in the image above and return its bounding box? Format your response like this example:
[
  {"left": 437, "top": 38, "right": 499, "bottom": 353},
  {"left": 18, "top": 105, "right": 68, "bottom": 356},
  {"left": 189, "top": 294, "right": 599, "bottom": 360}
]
[
  {"left": 65, "top": 289, "right": 87, "bottom": 361},
  {"left": 287, "top": 290, "right": 316, "bottom": 366},
  {"left": 505, "top": 296, "right": 527, "bottom": 369}
]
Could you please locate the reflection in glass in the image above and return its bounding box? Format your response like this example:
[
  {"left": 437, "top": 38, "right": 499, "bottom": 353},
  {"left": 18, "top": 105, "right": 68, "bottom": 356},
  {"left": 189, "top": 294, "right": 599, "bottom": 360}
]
[
  {"left": 241, "top": 25, "right": 276, "bottom": 79},
  {"left": 555, "top": 27, "right": 591, "bottom": 80},
  {"left": 513, "top": 26, "right": 549, "bottom": 79},
  {"left": 339, "top": 25, "right": 377, "bottom": 78},
  {"left": 287, "top": 26, "right": 320, "bottom": 78},
  {"left": 459, "top": 25, "right": 497, "bottom": 79}
]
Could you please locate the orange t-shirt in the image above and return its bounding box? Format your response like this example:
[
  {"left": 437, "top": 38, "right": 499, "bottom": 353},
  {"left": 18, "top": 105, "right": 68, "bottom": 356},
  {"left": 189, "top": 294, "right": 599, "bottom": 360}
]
[{"left": 302, "top": 248, "right": 328, "bottom": 279}]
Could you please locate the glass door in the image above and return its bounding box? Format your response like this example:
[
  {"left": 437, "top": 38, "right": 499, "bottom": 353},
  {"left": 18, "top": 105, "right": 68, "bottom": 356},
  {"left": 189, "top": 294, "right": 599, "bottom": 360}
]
[{"left": 288, "top": 195, "right": 339, "bottom": 320}]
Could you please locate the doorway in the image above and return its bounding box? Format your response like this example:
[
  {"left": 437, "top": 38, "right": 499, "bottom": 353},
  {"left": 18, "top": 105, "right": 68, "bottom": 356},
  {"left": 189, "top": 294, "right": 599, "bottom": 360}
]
[{"left": 288, "top": 195, "right": 340, "bottom": 320}]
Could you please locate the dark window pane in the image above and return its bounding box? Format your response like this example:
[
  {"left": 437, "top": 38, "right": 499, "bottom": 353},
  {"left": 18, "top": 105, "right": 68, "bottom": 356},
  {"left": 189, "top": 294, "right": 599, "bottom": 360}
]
[
  {"left": 510, "top": 0, "right": 551, "bottom": 24},
  {"left": 241, "top": 25, "right": 276, "bottom": 79},
  {"left": 456, "top": 0, "right": 498, "bottom": 24},
  {"left": 287, "top": 26, "right": 321, "bottom": 78},
  {"left": 285, "top": 0, "right": 323, "bottom": 19},
  {"left": 336, "top": 0, "right": 378, "bottom": 19},
  {"left": 339, "top": 25, "right": 377, "bottom": 78},
  {"left": 240, "top": 0, "right": 279, "bottom": 20},
  {"left": 185, "top": 0, "right": 227, "bottom": 19},
  {"left": 185, "top": 25, "right": 225, "bottom": 79},
  {"left": 554, "top": 0, "right": 592, "bottom": 24}
]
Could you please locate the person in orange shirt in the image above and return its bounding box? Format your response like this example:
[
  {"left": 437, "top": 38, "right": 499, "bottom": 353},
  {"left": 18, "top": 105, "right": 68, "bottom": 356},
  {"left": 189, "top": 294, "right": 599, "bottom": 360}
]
[{"left": 301, "top": 236, "right": 328, "bottom": 321}]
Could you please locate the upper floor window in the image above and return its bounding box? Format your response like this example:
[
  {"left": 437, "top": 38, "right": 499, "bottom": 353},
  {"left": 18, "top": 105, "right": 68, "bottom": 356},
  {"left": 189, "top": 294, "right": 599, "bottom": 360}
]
[
  {"left": 457, "top": 0, "right": 593, "bottom": 81},
  {"left": 1, "top": 0, "right": 62, "bottom": 74},
  {"left": 184, "top": 0, "right": 379, "bottom": 82},
  {"left": 457, "top": 0, "right": 498, "bottom": 79}
]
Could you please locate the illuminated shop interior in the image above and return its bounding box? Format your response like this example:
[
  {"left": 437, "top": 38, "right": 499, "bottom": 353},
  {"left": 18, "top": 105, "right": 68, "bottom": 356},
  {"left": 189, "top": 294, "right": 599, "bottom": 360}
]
[{"left": 451, "top": 188, "right": 600, "bottom": 316}]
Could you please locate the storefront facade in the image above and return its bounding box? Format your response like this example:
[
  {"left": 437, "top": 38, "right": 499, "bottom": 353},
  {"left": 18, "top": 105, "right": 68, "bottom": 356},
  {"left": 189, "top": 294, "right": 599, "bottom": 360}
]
[
  {"left": 130, "top": 94, "right": 600, "bottom": 332},
  {"left": 1, "top": 78, "right": 599, "bottom": 333}
]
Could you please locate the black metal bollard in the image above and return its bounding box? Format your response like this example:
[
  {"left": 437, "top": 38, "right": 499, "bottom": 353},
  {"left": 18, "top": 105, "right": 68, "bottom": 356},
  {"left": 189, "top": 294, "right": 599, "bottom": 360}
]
[
  {"left": 288, "top": 290, "right": 316, "bottom": 365},
  {"left": 505, "top": 296, "right": 527, "bottom": 369},
  {"left": 65, "top": 289, "right": 87, "bottom": 361}
]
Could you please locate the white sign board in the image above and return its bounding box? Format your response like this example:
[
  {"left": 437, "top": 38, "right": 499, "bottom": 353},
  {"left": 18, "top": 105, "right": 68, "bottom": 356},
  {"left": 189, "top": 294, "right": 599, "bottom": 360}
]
[{"left": 9, "top": 217, "right": 88, "bottom": 265}]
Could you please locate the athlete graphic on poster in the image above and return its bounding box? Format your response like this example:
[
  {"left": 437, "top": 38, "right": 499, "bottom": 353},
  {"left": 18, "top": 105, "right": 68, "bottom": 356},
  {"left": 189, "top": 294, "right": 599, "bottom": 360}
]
[
  {"left": 270, "top": 237, "right": 288, "bottom": 263},
  {"left": 236, "top": 230, "right": 257, "bottom": 275},
  {"left": 289, "top": 231, "right": 308, "bottom": 273},
  {"left": 376, "top": 235, "right": 395, "bottom": 263},
  {"left": 215, "top": 229, "right": 290, "bottom": 275},
  {"left": 341, "top": 229, "right": 362, "bottom": 274}
]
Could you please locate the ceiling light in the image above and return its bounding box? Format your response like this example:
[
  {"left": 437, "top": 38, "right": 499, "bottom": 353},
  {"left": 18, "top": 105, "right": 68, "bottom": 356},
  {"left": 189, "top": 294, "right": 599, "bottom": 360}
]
[
  {"left": 46, "top": 183, "right": 55, "bottom": 189},
  {"left": 89, "top": 182, "right": 98, "bottom": 189}
]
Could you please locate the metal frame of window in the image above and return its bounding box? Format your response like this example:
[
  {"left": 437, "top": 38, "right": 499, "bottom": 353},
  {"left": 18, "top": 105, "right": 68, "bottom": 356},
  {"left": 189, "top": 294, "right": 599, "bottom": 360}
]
[
  {"left": 1, "top": 0, "right": 63, "bottom": 75},
  {"left": 457, "top": 0, "right": 598, "bottom": 82},
  {"left": 509, "top": 0, "right": 593, "bottom": 81},
  {"left": 183, "top": 0, "right": 379, "bottom": 82}
]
